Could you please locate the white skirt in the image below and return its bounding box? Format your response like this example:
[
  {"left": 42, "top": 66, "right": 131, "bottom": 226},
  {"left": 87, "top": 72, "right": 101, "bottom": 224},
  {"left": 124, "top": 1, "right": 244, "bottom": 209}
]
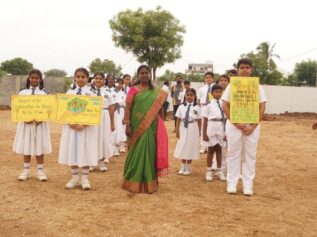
[
  {"left": 58, "top": 125, "right": 98, "bottom": 167},
  {"left": 174, "top": 121, "right": 200, "bottom": 160},
  {"left": 113, "top": 108, "right": 127, "bottom": 144},
  {"left": 205, "top": 121, "right": 225, "bottom": 147},
  {"left": 97, "top": 110, "right": 113, "bottom": 160},
  {"left": 13, "top": 122, "right": 52, "bottom": 156}
]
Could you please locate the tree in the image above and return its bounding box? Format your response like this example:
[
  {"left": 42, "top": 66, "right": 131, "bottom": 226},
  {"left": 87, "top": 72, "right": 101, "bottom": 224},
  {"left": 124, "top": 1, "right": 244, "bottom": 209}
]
[
  {"left": 89, "top": 58, "right": 122, "bottom": 76},
  {"left": 45, "top": 69, "right": 67, "bottom": 77},
  {"left": 109, "top": 6, "right": 186, "bottom": 80},
  {"left": 157, "top": 70, "right": 177, "bottom": 81},
  {"left": 0, "top": 69, "right": 6, "bottom": 78},
  {"left": 0, "top": 58, "right": 33, "bottom": 75},
  {"left": 236, "top": 42, "right": 283, "bottom": 85},
  {"left": 292, "top": 60, "right": 317, "bottom": 86}
]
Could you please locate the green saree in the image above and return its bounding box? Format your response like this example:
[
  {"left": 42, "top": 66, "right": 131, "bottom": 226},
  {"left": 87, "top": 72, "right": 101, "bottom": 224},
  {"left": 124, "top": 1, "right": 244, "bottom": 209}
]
[{"left": 122, "top": 87, "right": 166, "bottom": 193}]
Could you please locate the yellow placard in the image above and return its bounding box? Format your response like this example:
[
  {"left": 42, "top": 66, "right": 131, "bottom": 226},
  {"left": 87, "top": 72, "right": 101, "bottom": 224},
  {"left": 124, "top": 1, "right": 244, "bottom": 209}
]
[
  {"left": 208, "top": 92, "right": 214, "bottom": 101},
  {"left": 11, "top": 95, "right": 56, "bottom": 122},
  {"left": 230, "top": 77, "right": 259, "bottom": 124},
  {"left": 55, "top": 94, "right": 102, "bottom": 125}
]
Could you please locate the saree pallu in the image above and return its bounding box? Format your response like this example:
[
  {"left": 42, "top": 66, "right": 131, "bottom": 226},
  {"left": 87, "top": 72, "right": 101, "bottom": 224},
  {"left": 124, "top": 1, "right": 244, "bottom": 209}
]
[{"left": 122, "top": 87, "right": 168, "bottom": 193}]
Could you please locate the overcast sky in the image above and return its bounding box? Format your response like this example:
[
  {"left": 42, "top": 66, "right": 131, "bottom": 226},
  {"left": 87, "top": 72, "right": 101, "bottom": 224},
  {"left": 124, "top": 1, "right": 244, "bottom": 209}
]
[{"left": 1, "top": 0, "right": 316, "bottom": 76}]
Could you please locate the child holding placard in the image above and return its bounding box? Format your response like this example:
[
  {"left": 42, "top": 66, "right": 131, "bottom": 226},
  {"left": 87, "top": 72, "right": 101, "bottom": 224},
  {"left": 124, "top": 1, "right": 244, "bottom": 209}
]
[
  {"left": 89, "top": 72, "right": 115, "bottom": 171},
  {"left": 222, "top": 58, "right": 267, "bottom": 196},
  {"left": 13, "top": 69, "right": 51, "bottom": 181},
  {"left": 59, "top": 68, "right": 98, "bottom": 190}
]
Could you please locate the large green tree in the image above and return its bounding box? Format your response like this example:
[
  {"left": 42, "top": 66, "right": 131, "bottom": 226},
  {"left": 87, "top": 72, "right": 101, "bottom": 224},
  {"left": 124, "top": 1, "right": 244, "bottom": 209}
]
[
  {"left": 89, "top": 58, "right": 122, "bottom": 76},
  {"left": 236, "top": 42, "right": 283, "bottom": 85},
  {"left": 109, "top": 6, "right": 186, "bottom": 80},
  {"left": 292, "top": 60, "right": 317, "bottom": 86},
  {"left": 0, "top": 58, "right": 33, "bottom": 75},
  {"left": 45, "top": 69, "right": 67, "bottom": 77}
]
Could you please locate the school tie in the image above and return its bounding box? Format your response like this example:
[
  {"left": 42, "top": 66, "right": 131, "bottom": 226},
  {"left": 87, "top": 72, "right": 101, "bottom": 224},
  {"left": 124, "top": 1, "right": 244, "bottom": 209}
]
[
  {"left": 31, "top": 88, "right": 35, "bottom": 95},
  {"left": 184, "top": 104, "right": 191, "bottom": 128},
  {"left": 206, "top": 85, "right": 211, "bottom": 104},
  {"left": 216, "top": 100, "right": 226, "bottom": 131},
  {"left": 76, "top": 88, "right": 82, "bottom": 95},
  {"left": 124, "top": 87, "right": 127, "bottom": 94},
  {"left": 97, "top": 88, "right": 101, "bottom": 96}
]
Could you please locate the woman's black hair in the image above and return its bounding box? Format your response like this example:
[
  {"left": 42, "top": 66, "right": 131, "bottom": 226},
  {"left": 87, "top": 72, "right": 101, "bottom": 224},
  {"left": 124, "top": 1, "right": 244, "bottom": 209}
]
[
  {"left": 135, "top": 65, "right": 154, "bottom": 90},
  {"left": 184, "top": 88, "right": 197, "bottom": 106},
  {"left": 26, "top": 69, "right": 44, "bottom": 90},
  {"left": 72, "top": 67, "right": 89, "bottom": 89}
]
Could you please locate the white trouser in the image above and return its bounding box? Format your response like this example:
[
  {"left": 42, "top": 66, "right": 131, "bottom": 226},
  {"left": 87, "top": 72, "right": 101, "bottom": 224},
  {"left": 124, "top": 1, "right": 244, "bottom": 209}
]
[{"left": 225, "top": 122, "right": 260, "bottom": 189}]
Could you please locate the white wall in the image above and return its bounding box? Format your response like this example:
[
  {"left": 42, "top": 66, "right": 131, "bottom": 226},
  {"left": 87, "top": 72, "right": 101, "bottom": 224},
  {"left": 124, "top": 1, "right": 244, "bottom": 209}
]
[{"left": 167, "top": 82, "right": 317, "bottom": 114}]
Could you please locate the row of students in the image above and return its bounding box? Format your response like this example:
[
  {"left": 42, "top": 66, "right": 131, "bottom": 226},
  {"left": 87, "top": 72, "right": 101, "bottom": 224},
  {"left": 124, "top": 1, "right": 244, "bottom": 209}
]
[
  {"left": 13, "top": 68, "right": 130, "bottom": 190},
  {"left": 174, "top": 58, "right": 266, "bottom": 196}
]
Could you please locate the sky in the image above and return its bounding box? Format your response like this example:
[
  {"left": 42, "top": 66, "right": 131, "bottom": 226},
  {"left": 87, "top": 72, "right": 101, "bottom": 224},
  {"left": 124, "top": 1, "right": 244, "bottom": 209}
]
[{"left": 0, "top": 0, "right": 316, "bottom": 77}]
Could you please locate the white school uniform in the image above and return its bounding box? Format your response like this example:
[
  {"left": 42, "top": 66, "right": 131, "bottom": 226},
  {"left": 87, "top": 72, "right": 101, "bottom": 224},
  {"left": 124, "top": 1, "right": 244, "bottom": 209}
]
[
  {"left": 174, "top": 103, "right": 201, "bottom": 160},
  {"left": 113, "top": 89, "right": 127, "bottom": 144},
  {"left": 178, "top": 90, "right": 185, "bottom": 104},
  {"left": 58, "top": 85, "right": 99, "bottom": 167},
  {"left": 202, "top": 99, "right": 226, "bottom": 147},
  {"left": 222, "top": 84, "right": 267, "bottom": 189},
  {"left": 95, "top": 87, "right": 115, "bottom": 160},
  {"left": 198, "top": 83, "right": 215, "bottom": 147},
  {"left": 12, "top": 87, "right": 52, "bottom": 156}
]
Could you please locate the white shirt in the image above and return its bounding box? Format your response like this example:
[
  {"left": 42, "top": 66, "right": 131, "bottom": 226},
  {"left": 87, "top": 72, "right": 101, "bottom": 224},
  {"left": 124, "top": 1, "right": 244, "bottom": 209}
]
[
  {"left": 175, "top": 103, "right": 201, "bottom": 121},
  {"left": 94, "top": 87, "right": 115, "bottom": 108},
  {"left": 202, "top": 99, "right": 225, "bottom": 120},
  {"left": 116, "top": 89, "right": 126, "bottom": 107},
  {"left": 19, "top": 86, "right": 49, "bottom": 95},
  {"left": 67, "top": 85, "right": 95, "bottom": 96},
  {"left": 198, "top": 83, "right": 215, "bottom": 105},
  {"left": 221, "top": 84, "right": 267, "bottom": 103},
  {"left": 178, "top": 91, "right": 186, "bottom": 104}
]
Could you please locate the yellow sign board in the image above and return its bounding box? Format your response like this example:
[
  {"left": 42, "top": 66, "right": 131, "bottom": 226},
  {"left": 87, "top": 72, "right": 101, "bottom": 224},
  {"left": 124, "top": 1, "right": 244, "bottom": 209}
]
[
  {"left": 230, "top": 77, "right": 259, "bottom": 124},
  {"left": 11, "top": 95, "right": 56, "bottom": 122},
  {"left": 55, "top": 94, "right": 102, "bottom": 125}
]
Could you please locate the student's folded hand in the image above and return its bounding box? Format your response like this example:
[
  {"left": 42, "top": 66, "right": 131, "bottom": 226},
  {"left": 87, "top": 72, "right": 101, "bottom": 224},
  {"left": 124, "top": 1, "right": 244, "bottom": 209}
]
[{"left": 233, "top": 123, "right": 246, "bottom": 130}]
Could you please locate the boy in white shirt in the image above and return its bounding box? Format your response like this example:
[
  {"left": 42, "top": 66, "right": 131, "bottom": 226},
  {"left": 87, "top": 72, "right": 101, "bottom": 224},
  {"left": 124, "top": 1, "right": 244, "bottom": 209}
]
[
  {"left": 222, "top": 58, "right": 267, "bottom": 196},
  {"left": 178, "top": 80, "right": 191, "bottom": 104},
  {"left": 198, "top": 72, "right": 215, "bottom": 153}
]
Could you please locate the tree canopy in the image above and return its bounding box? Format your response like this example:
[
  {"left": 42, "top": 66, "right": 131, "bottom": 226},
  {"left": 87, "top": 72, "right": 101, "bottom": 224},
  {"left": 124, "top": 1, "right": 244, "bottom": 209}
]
[
  {"left": 109, "top": 6, "right": 186, "bottom": 80},
  {"left": 89, "top": 58, "right": 122, "bottom": 76},
  {"left": 0, "top": 58, "right": 33, "bottom": 75},
  {"left": 45, "top": 69, "right": 67, "bottom": 77}
]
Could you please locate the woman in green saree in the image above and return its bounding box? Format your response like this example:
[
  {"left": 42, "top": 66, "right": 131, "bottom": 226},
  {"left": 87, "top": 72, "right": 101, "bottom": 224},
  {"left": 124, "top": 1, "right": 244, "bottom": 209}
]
[{"left": 122, "top": 65, "right": 169, "bottom": 193}]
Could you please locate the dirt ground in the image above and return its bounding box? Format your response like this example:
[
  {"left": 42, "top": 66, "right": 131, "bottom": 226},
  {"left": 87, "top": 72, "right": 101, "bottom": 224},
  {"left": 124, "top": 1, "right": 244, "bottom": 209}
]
[{"left": 0, "top": 110, "right": 317, "bottom": 237}]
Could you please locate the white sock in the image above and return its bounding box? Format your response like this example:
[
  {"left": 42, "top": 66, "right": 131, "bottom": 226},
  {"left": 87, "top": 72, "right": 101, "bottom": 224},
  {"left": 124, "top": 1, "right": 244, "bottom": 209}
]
[
  {"left": 187, "top": 164, "right": 192, "bottom": 172},
  {"left": 181, "top": 163, "right": 186, "bottom": 170},
  {"left": 206, "top": 167, "right": 212, "bottom": 172},
  {"left": 99, "top": 160, "right": 106, "bottom": 167},
  {"left": 71, "top": 168, "right": 79, "bottom": 180},
  {"left": 82, "top": 169, "right": 89, "bottom": 181},
  {"left": 24, "top": 163, "right": 31, "bottom": 172},
  {"left": 37, "top": 164, "right": 44, "bottom": 172}
]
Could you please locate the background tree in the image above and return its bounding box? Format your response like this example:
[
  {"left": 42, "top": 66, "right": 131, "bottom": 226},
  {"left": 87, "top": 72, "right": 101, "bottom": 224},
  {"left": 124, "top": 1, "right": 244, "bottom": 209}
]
[
  {"left": 291, "top": 60, "right": 317, "bottom": 86},
  {"left": 235, "top": 42, "right": 283, "bottom": 85},
  {"left": 89, "top": 58, "right": 122, "bottom": 76},
  {"left": 109, "top": 6, "right": 186, "bottom": 80},
  {"left": 0, "top": 58, "right": 33, "bottom": 75},
  {"left": 0, "top": 69, "right": 6, "bottom": 78},
  {"left": 45, "top": 69, "right": 67, "bottom": 77}
]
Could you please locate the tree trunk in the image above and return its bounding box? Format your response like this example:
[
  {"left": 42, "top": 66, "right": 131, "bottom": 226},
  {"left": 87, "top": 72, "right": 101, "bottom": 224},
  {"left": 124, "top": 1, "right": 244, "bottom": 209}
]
[{"left": 152, "top": 67, "right": 157, "bottom": 81}]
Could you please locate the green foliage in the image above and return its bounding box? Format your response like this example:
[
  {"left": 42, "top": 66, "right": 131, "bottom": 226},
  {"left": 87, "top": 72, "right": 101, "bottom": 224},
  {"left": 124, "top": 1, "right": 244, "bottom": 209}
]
[
  {"left": 0, "top": 69, "right": 6, "bottom": 78},
  {"left": 45, "top": 69, "right": 67, "bottom": 77},
  {"left": 236, "top": 42, "right": 283, "bottom": 85},
  {"left": 109, "top": 6, "right": 186, "bottom": 80},
  {"left": 292, "top": 60, "right": 317, "bottom": 86},
  {"left": 0, "top": 57, "right": 33, "bottom": 75},
  {"left": 89, "top": 58, "right": 122, "bottom": 76},
  {"left": 63, "top": 77, "right": 73, "bottom": 92}
]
